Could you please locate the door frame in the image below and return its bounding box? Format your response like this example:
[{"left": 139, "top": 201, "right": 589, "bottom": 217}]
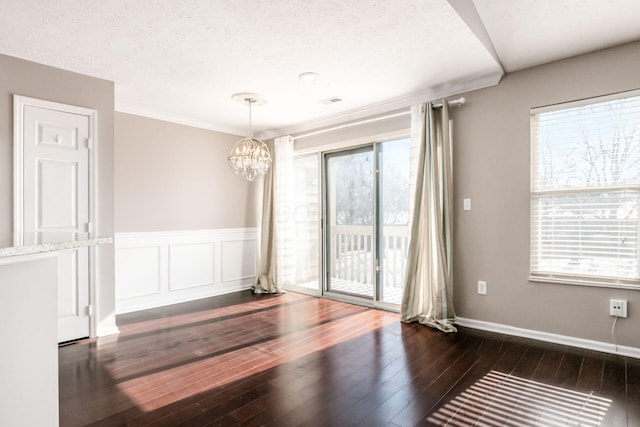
[{"left": 13, "top": 95, "right": 99, "bottom": 338}]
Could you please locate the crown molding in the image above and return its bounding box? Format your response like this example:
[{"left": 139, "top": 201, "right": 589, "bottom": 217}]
[{"left": 115, "top": 102, "right": 244, "bottom": 136}]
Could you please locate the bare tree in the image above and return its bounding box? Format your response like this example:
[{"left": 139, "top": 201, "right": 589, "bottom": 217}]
[{"left": 335, "top": 153, "right": 374, "bottom": 225}]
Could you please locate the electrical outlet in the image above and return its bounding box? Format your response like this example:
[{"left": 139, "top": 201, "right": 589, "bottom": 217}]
[
  {"left": 478, "top": 280, "right": 487, "bottom": 295},
  {"left": 609, "top": 299, "right": 628, "bottom": 318}
]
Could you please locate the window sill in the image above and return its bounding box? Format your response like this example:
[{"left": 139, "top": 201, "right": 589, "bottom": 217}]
[{"left": 529, "top": 275, "right": 640, "bottom": 291}]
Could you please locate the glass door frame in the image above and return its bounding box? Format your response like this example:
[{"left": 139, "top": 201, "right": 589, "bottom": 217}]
[
  {"left": 320, "top": 139, "right": 405, "bottom": 311},
  {"left": 323, "top": 145, "right": 376, "bottom": 304}
]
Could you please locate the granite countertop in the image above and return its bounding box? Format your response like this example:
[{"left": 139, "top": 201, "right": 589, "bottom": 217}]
[{"left": 0, "top": 232, "right": 113, "bottom": 258}]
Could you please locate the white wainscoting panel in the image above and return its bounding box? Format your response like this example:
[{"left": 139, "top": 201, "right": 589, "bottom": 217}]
[
  {"left": 115, "top": 246, "right": 161, "bottom": 300},
  {"left": 115, "top": 228, "right": 257, "bottom": 314},
  {"left": 169, "top": 242, "right": 215, "bottom": 291},
  {"left": 221, "top": 240, "right": 257, "bottom": 282}
]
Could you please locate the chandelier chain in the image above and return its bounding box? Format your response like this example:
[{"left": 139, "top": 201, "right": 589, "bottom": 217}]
[{"left": 245, "top": 98, "right": 256, "bottom": 138}]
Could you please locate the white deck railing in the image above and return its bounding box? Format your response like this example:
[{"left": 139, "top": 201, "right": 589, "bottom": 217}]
[{"left": 331, "top": 225, "right": 410, "bottom": 289}]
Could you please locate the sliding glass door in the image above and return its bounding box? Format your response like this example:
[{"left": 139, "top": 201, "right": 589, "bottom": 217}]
[
  {"left": 324, "top": 138, "right": 411, "bottom": 306},
  {"left": 325, "top": 147, "right": 375, "bottom": 299}
]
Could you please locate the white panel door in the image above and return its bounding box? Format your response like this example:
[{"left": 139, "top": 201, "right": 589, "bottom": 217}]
[{"left": 21, "top": 104, "right": 91, "bottom": 343}]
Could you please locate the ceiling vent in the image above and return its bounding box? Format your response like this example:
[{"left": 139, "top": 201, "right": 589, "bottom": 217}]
[{"left": 319, "top": 96, "right": 343, "bottom": 105}]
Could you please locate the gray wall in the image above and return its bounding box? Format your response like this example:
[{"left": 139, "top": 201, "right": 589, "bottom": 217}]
[
  {"left": 0, "top": 53, "right": 116, "bottom": 334},
  {"left": 114, "top": 112, "right": 258, "bottom": 232},
  {"left": 452, "top": 41, "right": 640, "bottom": 348}
]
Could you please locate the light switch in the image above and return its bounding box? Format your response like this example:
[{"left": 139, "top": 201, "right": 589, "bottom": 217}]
[
  {"left": 478, "top": 280, "right": 487, "bottom": 295},
  {"left": 463, "top": 198, "right": 471, "bottom": 211}
]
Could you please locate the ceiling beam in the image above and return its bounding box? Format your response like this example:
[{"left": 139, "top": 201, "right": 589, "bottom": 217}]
[{"left": 447, "top": 0, "right": 505, "bottom": 74}]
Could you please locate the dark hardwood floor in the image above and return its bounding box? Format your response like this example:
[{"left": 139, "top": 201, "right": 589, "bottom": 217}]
[{"left": 59, "top": 291, "right": 639, "bottom": 426}]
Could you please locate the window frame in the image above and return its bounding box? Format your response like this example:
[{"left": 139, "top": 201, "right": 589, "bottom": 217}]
[{"left": 529, "top": 89, "right": 640, "bottom": 290}]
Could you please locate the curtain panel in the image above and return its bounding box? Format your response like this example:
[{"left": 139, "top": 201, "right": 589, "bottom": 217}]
[
  {"left": 400, "top": 102, "right": 456, "bottom": 332},
  {"left": 253, "top": 135, "right": 295, "bottom": 294}
]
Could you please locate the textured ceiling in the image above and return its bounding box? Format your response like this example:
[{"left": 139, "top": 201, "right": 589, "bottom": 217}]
[{"left": 0, "top": 1, "right": 638, "bottom": 135}]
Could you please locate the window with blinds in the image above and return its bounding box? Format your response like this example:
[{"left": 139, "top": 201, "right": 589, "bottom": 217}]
[{"left": 530, "top": 91, "right": 640, "bottom": 288}]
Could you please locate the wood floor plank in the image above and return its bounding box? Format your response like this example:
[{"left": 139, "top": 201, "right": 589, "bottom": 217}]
[
  {"left": 552, "top": 351, "right": 582, "bottom": 388},
  {"left": 58, "top": 291, "right": 636, "bottom": 426},
  {"left": 388, "top": 335, "right": 485, "bottom": 426},
  {"left": 576, "top": 355, "right": 605, "bottom": 393},
  {"left": 419, "top": 337, "right": 526, "bottom": 425},
  {"left": 627, "top": 357, "right": 640, "bottom": 427},
  {"left": 599, "top": 357, "right": 628, "bottom": 426},
  {"left": 531, "top": 347, "right": 565, "bottom": 383}
]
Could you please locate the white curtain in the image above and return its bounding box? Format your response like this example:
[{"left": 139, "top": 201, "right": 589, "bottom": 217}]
[
  {"left": 400, "top": 102, "right": 456, "bottom": 332},
  {"left": 253, "top": 135, "right": 295, "bottom": 294}
]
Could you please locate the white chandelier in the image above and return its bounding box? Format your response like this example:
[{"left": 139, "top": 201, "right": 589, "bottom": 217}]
[{"left": 228, "top": 95, "right": 271, "bottom": 181}]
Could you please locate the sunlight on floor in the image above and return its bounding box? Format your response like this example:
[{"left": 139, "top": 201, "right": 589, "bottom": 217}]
[
  {"left": 112, "top": 294, "right": 398, "bottom": 413},
  {"left": 118, "top": 294, "right": 290, "bottom": 331},
  {"left": 427, "top": 370, "right": 611, "bottom": 426}
]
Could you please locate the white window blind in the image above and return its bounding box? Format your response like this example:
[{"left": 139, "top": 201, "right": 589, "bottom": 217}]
[{"left": 530, "top": 91, "right": 640, "bottom": 288}]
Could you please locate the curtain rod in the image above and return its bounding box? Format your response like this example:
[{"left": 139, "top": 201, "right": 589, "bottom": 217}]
[
  {"left": 293, "top": 97, "right": 465, "bottom": 140},
  {"left": 433, "top": 96, "right": 466, "bottom": 108}
]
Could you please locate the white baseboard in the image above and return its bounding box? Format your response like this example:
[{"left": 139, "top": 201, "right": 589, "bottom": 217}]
[
  {"left": 116, "top": 282, "right": 254, "bottom": 314},
  {"left": 115, "top": 228, "right": 258, "bottom": 314},
  {"left": 456, "top": 317, "right": 640, "bottom": 359}
]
